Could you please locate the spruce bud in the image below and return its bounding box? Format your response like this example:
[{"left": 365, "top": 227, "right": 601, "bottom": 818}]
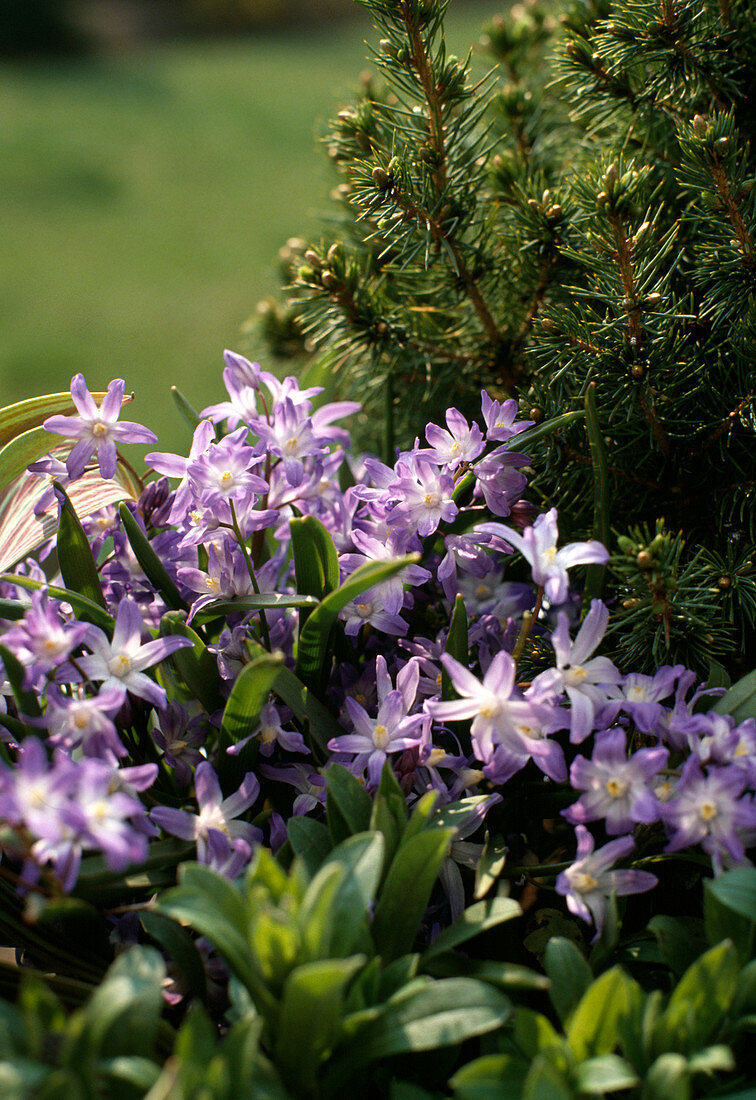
[
  {"left": 372, "top": 166, "right": 390, "bottom": 190},
  {"left": 692, "top": 114, "right": 707, "bottom": 136},
  {"left": 603, "top": 163, "right": 618, "bottom": 191},
  {"left": 320, "top": 270, "right": 338, "bottom": 290},
  {"left": 718, "top": 575, "right": 732, "bottom": 589},
  {"left": 636, "top": 550, "right": 653, "bottom": 570},
  {"left": 327, "top": 243, "right": 340, "bottom": 264},
  {"left": 541, "top": 317, "right": 559, "bottom": 332},
  {"left": 528, "top": 407, "right": 544, "bottom": 423},
  {"left": 304, "top": 249, "right": 321, "bottom": 269},
  {"left": 527, "top": 198, "right": 540, "bottom": 211},
  {"left": 631, "top": 364, "right": 644, "bottom": 378},
  {"left": 546, "top": 204, "right": 563, "bottom": 220},
  {"left": 645, "top": 293, "right": 661, "bottom": 306},
  {"left": 379, "top": 38, "right": 397, "bottom": 58},
  {"left": 596, "top": 190, "right": 608, "bottom": 205},
  {"left": 715, "top": 136, "right": 729, "bottom": 150}
]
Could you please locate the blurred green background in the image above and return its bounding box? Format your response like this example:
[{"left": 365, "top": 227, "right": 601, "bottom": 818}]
[{"left": 1, "top": 0, "right": 495, "bottom": 457}]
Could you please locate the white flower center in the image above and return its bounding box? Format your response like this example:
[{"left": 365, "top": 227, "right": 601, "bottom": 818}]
[
  {"left": 373, "top": 723, "right": 390, "bottom": 750},
  {"left": 92, "top": 421, "right": 108, "bottom": 437},
  {"left": 605, "top": 776, "right": 628, "bottom": 798},
  {"left": 108, "top": 653, "right": 132, "bottom": 678},
  {"left": 571, "top": 871, "right": 598, "bottom": 893}
]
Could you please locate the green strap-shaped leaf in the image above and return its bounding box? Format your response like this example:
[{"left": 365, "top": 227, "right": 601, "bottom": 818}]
[
  {"left": 0, "top": 426, "right": 60, "bottom": 494},
  {"left": 443, "top": 594, "right": 468, "bottom": 700},
  {"left": 54, "top": 481, "right": 107, "bottom": 612},
  {"left": 0, "top": 574, "right": 114, "bottom": 634},
  {"left": 704, "top": 867, "right": 756, "bottom": 964},
  {"left": 140, "top": 910, "right": 208, "bottom": 1005},
  {"left": 295, "top": 555, "right": 418, "bottom": 691},
  {"left": 246, "top": 638, "right": 344, "bottom": 757},
  {"left": 583, "top": 383, "right": 610, "bottom": 603},
  {"left": 566, "top": 966, "right": 642, "bottom": 1061},
  {"left": 220, "top": 650, "right": 283, "bottom": 745},
  {"left": 0, "top": 597, "right": 29, "bottom": 621},
  {"left": 290, "top": 515, "right": 340, "bottom": 599},
  {"left": 192, "top": 592, "right": 319, "bottom": 625},
  {"left": 0, "top": 642, "right": 41, "bottom": 719},
  {"left": 159, "top": 611, "right": 224, "bottom": 716},
  {"left": 119, "top": 503, "right": 187, "bottom": 612},
  {"left": 170, "top": 385, "right": 204, "bottom": 431},
  {"left": 372, "top": 827, "right": 456, "bottom": 961}
]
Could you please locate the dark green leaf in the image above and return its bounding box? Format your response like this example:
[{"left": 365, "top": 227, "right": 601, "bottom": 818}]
[
  {"left": 704, "top": 867, "right": 756, "bottom": 963},
  {"left": 140, "top": 910, "right": 208, "bottom": 1004},
  {"left": 0, "top": 574, "right": 114, "bottom": 633},
  {"left": 647, "top": 915, "right": 707, "bottom": 977},
  {"left": 443, "top": 595, "right": 468, "bottom": 699},
  {"left": 0, "top": 643, "right": 41, "bottom": 719},
  {"left": 325, "top": 763, "right": 374, "bottom": 845},
  {"left": 159, "top": 611, "right": 225, "bottom": 715},
  {"left": 118, "top": 502, "right": 187, "bottom": 611},
  {"left": 54, "top": 481, "right": 107, "bottom": 612},
  {"left": 712, "top": 668, "right": 756, "bottom": 724},
  {"left": 422, "top": 896, "right": 522, "bottom": 963},
  {"left": 543, "top": 937, "right": 593, "bottom": 1025},
  {"left": 573, "top": 1054, "right": 639, "bottom": 1094},
  {"left": 372, "top": 827, "right": 455, "bottom": 961},
  {"left": 287, "top": 816, "right": 333, "bottom": 878},
  {"left": 295, "top": 555, "right": 418, "bottom": 691},
  {"left": 192, "top": 591, "right": 319, "bottom": 624}
]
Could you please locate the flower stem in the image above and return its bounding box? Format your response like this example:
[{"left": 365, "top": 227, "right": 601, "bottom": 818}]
[{"left": 229, "top": 501, "right": 271, "bottom": 650}]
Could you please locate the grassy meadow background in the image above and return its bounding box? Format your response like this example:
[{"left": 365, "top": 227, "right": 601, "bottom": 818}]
[{"left": 2, "top": 3, "right": 497, "bottom": 457}]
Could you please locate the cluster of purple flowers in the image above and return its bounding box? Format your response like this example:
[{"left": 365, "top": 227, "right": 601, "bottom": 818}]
[{"left": 0, "top": 353, "right": 753, "bottom": 942}]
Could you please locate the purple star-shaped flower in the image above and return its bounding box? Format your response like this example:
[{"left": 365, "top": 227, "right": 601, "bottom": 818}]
[{"left": 44, "top": 374, "right": 157, "bottom": 480}]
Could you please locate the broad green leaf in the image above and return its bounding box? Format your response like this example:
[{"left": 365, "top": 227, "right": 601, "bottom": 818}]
[
  {"left": 451, "top": 1053, "right": 529, "bottom": 1099},
  {"left": 647, "top": 915, "right": 707, "bottom": 977},
  {"left": 514, "top": 1008, "right": 565, "bottom": 1059},
  {"left": 423, "top": 955, "right": 550, "bottom": 992},
  {"left": 653, "top": 939, "right": 739, "bottom": 1055},
  {"left": 370, "top": 760, "right": 410, "bottom": 866},
  {"left": 422, "top": 896, "right": 522, "bottom": 963},
  {"left": 275, "top": 956, "right": 365, "bottom": 1094},
  {"left": 1, "top": 574, "right": 114, "bottom": 633},
  {"left": 712, "top": 668, "right": 756, "bottom": 724},
  {"left": 567, "top": 966, "right": 641, "bottom": 1061},
  {"left": 75, "top": 946, "right": 165, "bottom": 1060},
  {"left": 474, "top": 832, "right": 508, "bottom": 900},
  {"left": 158, "top": 611, "right": 225, "bottom": 716},
  {"left": 287, "top": 816, "right": 333, "bottom": 878},
  {"left": 97, "top": 1056, "right": 161, "bottom": 1092},
  {"left": 54, "top": 481, "right": 107, "bottom": 611},
  {"left": 372, "top": 827, "right": 455, "bottom": 961},
  {"left": 314, "top": 832, "right": 385, "bottom": 957},
  {"left": 543, "top": 937, "right": 593, "bottom": 1025},
  {"left": 295, "top": 555, "right": 418, "bottom": 690},
  {"left": 0, "top": 597, "right": 28, "bottom": 621},
  {"left": 118, "top": 503, "right": 187, "bottom": 612},
  {"left": 686, "top": 1044, "right": 735, "bottom": 1074},
  {"left": 521, "top": 1052, "right": 574, "bottom": 1100},
  {"left": 0, "top": 390, "right": 111, "bottom": 450},
  {"left": 246, "top": 906, "right": 301, "bottom": 993},
  {"left": 641, "top": 1053, "right": 691, "bottom": 1100},
  {"left": 325, "top": 762, "right": 374, "bottom": 845},
  {"left": 573, "top": 1054, "right": 639, "bottom": 1094},
  {"left": 157, "top": 863, "right": 273, "bottom": 1014},
  {"left": 443, "top": 595, "right": 468, "bottom": 699},
  {"left": 342, "top": 977, "right": 511, "bottom": 1062},
  {"left": 704, "top": 868, "right": 756, "bottom": 963}
]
